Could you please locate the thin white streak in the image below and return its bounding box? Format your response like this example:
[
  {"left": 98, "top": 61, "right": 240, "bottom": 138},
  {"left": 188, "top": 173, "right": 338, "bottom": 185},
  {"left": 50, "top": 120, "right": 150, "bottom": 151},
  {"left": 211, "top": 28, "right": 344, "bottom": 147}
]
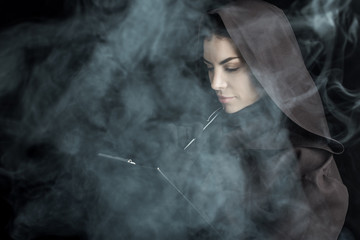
[
  {"left": 207, "top": 107, "right": 223, "bottom": 121},
  {"left": 183, "top": 138, "right": 196, "bottom": 150},
  {"left": 156, "top": 167, "right": 222, "bottom": 238},
  {"left": 184, "top": 108, "right": 222, "bottom": 150},
  {"left": 97, "top": 153, "right": 222, "bottom": 237},
  {"left": 97, "top": 153, "right": 136, "bottom": 165},
  {"left": 203, "top": 112, "right": 219, "bottom": 131}
]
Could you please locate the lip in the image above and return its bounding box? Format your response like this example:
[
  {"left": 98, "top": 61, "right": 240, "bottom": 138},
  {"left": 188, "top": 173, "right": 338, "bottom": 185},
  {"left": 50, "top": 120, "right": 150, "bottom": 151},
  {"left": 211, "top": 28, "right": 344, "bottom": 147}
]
[{"left": 218, "top": 96, "right": 235, "bottom": 104}]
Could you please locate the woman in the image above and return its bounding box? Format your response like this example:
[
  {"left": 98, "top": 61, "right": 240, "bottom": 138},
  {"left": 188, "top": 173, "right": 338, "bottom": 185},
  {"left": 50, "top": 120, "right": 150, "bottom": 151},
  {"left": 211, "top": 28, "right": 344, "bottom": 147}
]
[{"left": 179, "top": 0, "right": 348, "bottom": 239}]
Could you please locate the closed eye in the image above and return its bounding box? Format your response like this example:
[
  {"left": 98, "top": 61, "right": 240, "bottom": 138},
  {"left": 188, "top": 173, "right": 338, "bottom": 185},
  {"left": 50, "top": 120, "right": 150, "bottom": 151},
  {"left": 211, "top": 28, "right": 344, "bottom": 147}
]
[{"left": 225, "top": 67, "right": 240, "bottom": 72}]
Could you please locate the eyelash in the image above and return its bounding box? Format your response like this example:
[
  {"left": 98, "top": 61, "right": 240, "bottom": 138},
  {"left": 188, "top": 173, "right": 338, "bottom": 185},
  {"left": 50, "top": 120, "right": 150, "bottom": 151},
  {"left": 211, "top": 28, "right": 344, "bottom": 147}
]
[
  {"left": 206, "top": 67, "right": 240, "bottom": 73},
  {"left": 225, "top": 67, "right": 240, "bottom": 72}
]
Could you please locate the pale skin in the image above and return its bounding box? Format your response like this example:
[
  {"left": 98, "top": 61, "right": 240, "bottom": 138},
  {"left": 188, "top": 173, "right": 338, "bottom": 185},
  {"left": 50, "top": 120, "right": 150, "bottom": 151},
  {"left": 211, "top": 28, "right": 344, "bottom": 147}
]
[{"left": 203, "top": 35, "right": 260, "bottom": 113}]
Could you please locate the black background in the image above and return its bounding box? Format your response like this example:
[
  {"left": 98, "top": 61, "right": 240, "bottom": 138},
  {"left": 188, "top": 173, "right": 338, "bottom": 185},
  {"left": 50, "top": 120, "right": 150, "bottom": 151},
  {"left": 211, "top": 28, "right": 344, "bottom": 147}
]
[{"left": 0, "top": 0, "right": 359, "bottom": 239}]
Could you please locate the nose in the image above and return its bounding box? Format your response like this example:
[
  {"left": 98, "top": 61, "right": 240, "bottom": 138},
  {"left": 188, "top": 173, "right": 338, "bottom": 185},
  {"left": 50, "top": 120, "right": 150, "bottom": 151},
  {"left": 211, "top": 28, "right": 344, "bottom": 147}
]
[{"left": 210, "top": 70, "right": 227, "bottom": 91}]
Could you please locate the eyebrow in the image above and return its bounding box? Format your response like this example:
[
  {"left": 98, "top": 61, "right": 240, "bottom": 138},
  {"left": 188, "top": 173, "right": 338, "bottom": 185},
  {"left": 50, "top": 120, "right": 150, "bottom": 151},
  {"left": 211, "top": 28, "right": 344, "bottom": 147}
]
[{"left": 203, "top": 57, "right": 240, "bottom": 65}]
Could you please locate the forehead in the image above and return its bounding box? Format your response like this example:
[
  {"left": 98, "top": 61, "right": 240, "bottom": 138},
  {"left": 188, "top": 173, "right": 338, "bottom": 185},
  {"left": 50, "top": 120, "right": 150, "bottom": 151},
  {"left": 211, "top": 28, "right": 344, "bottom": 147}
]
[{"left": 203, "top": 36, "right": 239, "bottom": 61}]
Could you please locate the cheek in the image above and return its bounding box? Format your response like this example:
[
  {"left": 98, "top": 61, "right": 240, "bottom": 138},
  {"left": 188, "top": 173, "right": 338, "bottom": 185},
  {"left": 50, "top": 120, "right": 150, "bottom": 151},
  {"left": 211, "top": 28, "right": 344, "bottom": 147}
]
[
  {"left": 247, "top": 83, "right": 260, "bottom": 99},
  {"left": 233, "top": 74, "right": 257, "bottom": 96},
  {"left": 245, "top": 81, "right": 259, "bottom": 97}
]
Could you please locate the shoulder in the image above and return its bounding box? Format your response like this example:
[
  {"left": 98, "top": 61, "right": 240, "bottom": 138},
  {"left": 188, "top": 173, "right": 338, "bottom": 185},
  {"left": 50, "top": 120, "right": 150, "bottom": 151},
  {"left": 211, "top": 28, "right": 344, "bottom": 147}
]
[{"left": 287, "top": 120, "right": 334, "bottom": 154}]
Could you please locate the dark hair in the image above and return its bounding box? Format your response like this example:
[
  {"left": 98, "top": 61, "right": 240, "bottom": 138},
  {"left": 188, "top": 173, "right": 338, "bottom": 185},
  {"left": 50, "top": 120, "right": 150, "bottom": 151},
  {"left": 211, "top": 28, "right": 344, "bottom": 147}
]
[
  {"left": 201, "top": 13, "right": 264, "bottom": 94},
  {"left": 203, "top": 13, "right": 247, "bottom": 63},
  {"left": 203, "top": 14, "right": 231, "bottom": 39}
]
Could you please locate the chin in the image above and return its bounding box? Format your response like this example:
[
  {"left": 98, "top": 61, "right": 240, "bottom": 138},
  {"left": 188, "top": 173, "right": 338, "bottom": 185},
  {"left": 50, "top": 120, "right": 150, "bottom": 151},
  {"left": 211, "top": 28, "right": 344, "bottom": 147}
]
[
  {"left": 224, "top": 105, "right": 242, "bottom": 114},
  {"left": 224, "top": 103, "right": 252, "bottom": 114}
]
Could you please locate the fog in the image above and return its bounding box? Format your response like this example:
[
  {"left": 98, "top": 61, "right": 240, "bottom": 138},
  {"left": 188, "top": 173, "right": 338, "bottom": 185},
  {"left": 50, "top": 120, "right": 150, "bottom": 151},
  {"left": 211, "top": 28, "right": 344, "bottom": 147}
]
[{"left": 0, "top": 0, "right": 359, "bottom": 239}]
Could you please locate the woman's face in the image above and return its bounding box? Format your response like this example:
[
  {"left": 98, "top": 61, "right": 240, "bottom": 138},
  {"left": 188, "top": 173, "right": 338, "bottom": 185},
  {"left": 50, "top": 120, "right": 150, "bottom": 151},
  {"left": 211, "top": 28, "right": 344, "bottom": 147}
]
[{"left": 203, "top": 35, "right": 260, "bottom": 113}]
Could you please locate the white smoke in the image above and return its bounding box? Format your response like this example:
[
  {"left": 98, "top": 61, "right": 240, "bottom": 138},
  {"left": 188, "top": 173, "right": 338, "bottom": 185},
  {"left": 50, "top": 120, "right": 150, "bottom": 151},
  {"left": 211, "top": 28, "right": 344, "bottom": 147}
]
[{"left": 0, "top": 0, "right": 359, "bottom": 239}]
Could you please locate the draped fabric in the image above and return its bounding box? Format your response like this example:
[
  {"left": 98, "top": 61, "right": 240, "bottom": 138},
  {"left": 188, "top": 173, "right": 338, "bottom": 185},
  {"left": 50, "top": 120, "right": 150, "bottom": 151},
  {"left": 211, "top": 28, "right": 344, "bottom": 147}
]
[{"left": 180, "top": 1, "right": 349, "bottom": 239}]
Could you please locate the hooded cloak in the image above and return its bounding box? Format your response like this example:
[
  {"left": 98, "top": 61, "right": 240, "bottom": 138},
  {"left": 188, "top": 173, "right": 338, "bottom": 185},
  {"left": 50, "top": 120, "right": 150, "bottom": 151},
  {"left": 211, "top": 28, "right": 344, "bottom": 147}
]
[
  {"left": 211, "top": 0, "right": 343, "bottom": 154},
  {"left": 179, "top": 1, "right": 348, "bottom": 239}
]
